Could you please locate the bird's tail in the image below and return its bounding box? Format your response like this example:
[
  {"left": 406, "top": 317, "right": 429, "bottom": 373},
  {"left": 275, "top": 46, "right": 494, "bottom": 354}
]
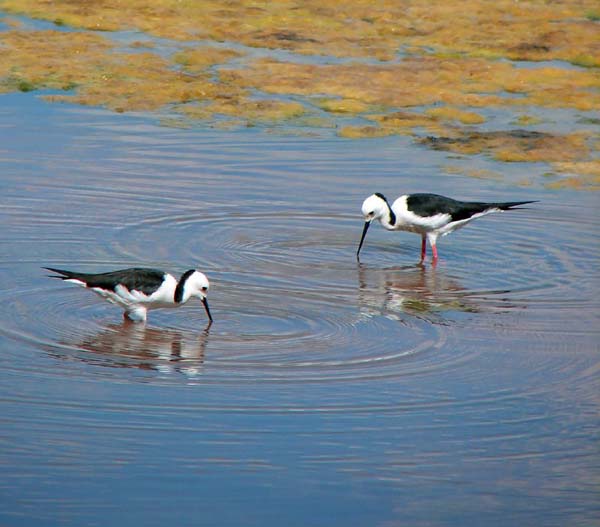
[
  {"left": 44, "top": 267, "right": 81, "bottom": 280},
  {"left": 495, "top": 200, "right": 538, "bottom": 211}
]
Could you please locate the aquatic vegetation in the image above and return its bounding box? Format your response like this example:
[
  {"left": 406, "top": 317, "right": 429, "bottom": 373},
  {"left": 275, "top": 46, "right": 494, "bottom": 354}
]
[
  {"left": 513, "top": 115, "right": 544, "bottom": 126},
  {"left": 338, "top": 125, "right": 396, "bottom": 139},
  {"left": 173, "top": 47, "right": 243, "bottom": 74},
  {"left": 0, "top": 0, "right": 598, "bottom": 183},
  {"left": 223, "top": 57, "right": 499, "bottom": 108},
  {"left": 0, "top": 30, "right": 112, "bottom": 93},
  {"left": 338, "top": 110, "right": 451, "bottom": 139},
  {"left": 553, "top": 161, "right": 600, "bottom": 177},
  {"left": 179, "top": 97, "right": 306, "bottom": 126},
  {"left": 421, "top": 130, "right": 591, "bottom": 163},
  {"left": 463, "top": 169, "right": 505, "bottom": 181},
  {"left": 1, "top": 0, "right": 598, "bottom": 63},
  {"left": 369, "top": 110, "right": 441, "bottom": 135},
  {"left": 425, "top": 107, "right": 486, "bottom": 125},
  {"left": 0, "top": 29, "right": 246, "bottom": 113},
  {"left": 547, "top": 160, "right": 600, "bottom": 189},
  {"left": 315, "top": 98, "right": 372, "bottom": 114},
  {"left": 224, "top": 57, "right": 600, "bottom": 113}
]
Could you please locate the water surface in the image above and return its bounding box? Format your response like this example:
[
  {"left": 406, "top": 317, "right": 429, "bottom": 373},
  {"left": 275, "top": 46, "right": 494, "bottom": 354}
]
[{"left": 0, "top": 93, "right": 598, "bottom": 526}]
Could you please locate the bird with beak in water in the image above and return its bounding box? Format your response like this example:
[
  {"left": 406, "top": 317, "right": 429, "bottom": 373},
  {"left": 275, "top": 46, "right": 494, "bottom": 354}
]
[{"left": 357, "top": 192, "right": 537, "bottom": 263}]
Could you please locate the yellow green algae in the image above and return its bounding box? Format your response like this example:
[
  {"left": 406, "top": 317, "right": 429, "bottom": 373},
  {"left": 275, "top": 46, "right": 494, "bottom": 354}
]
[
  {"left": 421, "top": 130, "right": 591, "bottom": 163},
  {"left": 424, "top": 107, "right": 486, "bottom": 126},
  {"left": 513, "top": 115, "right": 545, "bottom": 127},
  {"left": 1, "top": 0, "right": 597, "bottom": 63},
  {"left": 547, "top": 161, "right": 600, "bottom": 190},
  {"left": 179, "top": 98, "right": 306, "bottom": 124},
  {"left": 222, "top": 57, "right": 600, "bottom": 113},
  {"left": 173, "top": 47, "right": 242, "bottom": 74},
  {"left": 0, "top": 0, "right": 599, "bottom": 187},
  {"left": 0, "top": 30, "right": 230, "bottom": 111},
  {"left": 443, "top": 158, "right": 600, "bottom": 190},
  {"left": 315, "top": 98, "right": 373, "bottom": 114}
]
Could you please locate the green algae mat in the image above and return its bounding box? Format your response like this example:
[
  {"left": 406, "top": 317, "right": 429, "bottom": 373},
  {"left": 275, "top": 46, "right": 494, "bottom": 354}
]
[{"left": 1, "top": 0, "right": 598, "bottom": 188}]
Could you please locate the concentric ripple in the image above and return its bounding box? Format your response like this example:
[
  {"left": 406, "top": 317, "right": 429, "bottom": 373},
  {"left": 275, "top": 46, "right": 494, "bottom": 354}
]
[
  {"left": 1, "top": 93, "right": 599, "bottom": 527},
  {"left": 0, "top": 265, "right": 449, "bottom": 385},
  {"left": 2, "top": 194, "right": 597, "bottom": 392},
  {"left": 0, "top": 101, "right": 596, "bottom": 404}
]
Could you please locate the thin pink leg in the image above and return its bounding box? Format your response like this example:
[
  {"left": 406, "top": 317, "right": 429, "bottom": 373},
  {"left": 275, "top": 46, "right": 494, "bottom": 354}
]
[
  {"left": 431, "top": 243, "right": 438, "bottom": 263},
  {"left": 420, "top": 236, "right": 427, "bottom": 262}
]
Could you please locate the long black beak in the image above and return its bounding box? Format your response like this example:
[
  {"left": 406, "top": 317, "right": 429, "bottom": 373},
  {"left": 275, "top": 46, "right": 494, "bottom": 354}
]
[
  {"left": 356, "top": 221, "right": 371, "bottom": 259},
  {"left": 201, "top": 297, "right": 213, "bottom": 323}
]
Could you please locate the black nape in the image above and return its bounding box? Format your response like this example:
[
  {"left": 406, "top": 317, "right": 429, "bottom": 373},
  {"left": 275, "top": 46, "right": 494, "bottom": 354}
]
[
  {"left": 174, "top": 269, "right": 196, "bottom": 303},
  {"left": 374, "top": 193, "right": 396, "bottom": 226}
]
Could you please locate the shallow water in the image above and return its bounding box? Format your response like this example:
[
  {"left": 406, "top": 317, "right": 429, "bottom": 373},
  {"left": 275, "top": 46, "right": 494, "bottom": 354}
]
[{"left": 0, "top": 93, "right": 599, "bottom": 526}]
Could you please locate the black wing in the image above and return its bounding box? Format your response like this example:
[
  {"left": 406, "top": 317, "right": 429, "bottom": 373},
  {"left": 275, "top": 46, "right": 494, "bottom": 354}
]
[
  {"left": 406, "top": 194, "right": 537, "bottom": 222},
  {"left": 45, "top": 267, "right": 166, "bottom": 295}
]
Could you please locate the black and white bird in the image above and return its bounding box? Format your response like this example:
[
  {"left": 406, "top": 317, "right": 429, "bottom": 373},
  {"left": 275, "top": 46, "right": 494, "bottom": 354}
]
[
  {"left": 357, "top": 193, "right": 537, "bottom": 262},
  {"left": 45, "top": 267, "right": 212, "bottom": 323}
]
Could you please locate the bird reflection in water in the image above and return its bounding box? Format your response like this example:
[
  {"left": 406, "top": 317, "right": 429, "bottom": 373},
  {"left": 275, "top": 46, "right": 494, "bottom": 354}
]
[
  {"left": 357, "top": 263, "right": 481, "bottom": 323},
  {"left": 66, "top": 321, "right": 211, "bottom": 376}
]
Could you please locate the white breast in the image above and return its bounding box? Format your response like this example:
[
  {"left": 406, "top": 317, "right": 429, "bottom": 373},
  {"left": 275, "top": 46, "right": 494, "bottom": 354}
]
[{"left": 142, "top": 274, "right": 178, "bottom": 308}]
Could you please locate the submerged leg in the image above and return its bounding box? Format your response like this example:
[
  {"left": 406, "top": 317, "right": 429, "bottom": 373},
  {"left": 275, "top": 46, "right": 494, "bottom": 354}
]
[
  {"left": 420, "top": 235, "right": 427, "bottom": 262},
  {"left": 124, "top": 306, "right": 147, "bottom": 323}
]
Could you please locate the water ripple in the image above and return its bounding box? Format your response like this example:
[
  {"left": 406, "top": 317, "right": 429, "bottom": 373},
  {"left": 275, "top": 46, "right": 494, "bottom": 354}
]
[{"left": 1, "top": 199, "right": 597, "bottom": 395}]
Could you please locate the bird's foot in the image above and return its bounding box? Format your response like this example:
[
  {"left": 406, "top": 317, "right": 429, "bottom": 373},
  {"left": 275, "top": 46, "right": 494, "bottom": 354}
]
[{"left": 123, "top": 310, "right": 147, "bottom": 323}]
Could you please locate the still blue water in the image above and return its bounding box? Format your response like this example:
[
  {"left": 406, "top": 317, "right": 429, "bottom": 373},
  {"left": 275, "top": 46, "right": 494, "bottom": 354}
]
[{"left": 0, "top": 92, "right": 598, "bottom": 527}]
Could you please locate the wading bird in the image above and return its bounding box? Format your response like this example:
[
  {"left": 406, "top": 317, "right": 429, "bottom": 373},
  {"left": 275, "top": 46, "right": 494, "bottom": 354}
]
[
  {"left": 45, "top": 267, "right": 212, "bottom": 323},
  {"left": 357, "top": 193, "right": 536, "bottom": 263}
]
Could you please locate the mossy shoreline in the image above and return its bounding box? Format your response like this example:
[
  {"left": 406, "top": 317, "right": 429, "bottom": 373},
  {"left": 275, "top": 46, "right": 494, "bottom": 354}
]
[{"left": 0, "top": 1, "right": 598, "bottom": 188}]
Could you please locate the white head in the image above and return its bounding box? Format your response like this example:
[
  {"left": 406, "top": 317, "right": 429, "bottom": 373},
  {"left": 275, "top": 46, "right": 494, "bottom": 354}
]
[
  {"left": 187, "top": 270, "right": 210, "bottom": 296},
  {"left": 357, "top": 193, "right": 393, "bottom": 259},
  {"left": 361, "top": 193, "right": 390, "bottom": 223},
  {"left": 176, "top": 270, "right": 212, "bottom": 322}
]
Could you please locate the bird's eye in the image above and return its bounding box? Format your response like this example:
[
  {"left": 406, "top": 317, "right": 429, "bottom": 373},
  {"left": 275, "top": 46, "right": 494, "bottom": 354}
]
[
  {"left": 201, "top": 286, "right": 208, "bottom": 292},
  {"left": 369, "top": 211, "right": 375, "bottom": 216}
]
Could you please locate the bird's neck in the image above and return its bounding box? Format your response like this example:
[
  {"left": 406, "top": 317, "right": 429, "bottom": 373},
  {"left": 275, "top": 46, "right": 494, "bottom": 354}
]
[
  {"left": 174, "top": 270, "right": 195, "bottom": 304},
  {"left": 379, "top": 202, "right": 396, "bottom": 229}
]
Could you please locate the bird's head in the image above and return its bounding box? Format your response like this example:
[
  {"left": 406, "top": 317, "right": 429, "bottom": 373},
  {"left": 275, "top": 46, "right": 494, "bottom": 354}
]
[
  {"left": 357, "top": 193, "right": 391, "bottom": 259},
  {"left": 361, "top": 193, "right": 389, "bottom": 223},
  {"left": 186, "top": 270, "right": 210, "bottom": 298},
  {"left": 180, "top": 270, "right": 212, "bottom": 322}
]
